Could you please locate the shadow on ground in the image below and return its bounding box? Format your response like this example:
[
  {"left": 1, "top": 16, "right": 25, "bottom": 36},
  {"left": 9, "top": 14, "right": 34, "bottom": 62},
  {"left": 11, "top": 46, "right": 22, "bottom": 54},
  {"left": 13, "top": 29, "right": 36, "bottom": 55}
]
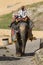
[
  {"left": 0, "top": 52, "right": 35, "bottom": 61},
  {"left": 0, "top": 56, "right": 21, "bottom": 61},
  {"left": 24, "top": 52, "right": 35, "bottom": 56}
]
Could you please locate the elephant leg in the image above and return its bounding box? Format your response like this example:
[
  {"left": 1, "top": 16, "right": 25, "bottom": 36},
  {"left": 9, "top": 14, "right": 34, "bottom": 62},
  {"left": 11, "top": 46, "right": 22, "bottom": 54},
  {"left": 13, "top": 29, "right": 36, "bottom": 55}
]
[
  {"left": 15, "top": 32, "right": 22, "bottom": 56},
  {"left": 22, "top": 28, "right": 28, "bottom": 54},
  {"left": 20, "top": 30, "right": 25, "bottom": 54},
  {"left": 22, "top": 33, "right": 28, "bottom": 54},
  {"left": 15, "top": 41, "right": 19, "bottom": 54},
  {"left": 22, "top": 41, "right": 26, "bottom": 55},
  {"left": 20, "top": 31, "right": 27, "bottom": 55},
  {"left": 19, "top": 23, "right": 28, "bottom": 55}
]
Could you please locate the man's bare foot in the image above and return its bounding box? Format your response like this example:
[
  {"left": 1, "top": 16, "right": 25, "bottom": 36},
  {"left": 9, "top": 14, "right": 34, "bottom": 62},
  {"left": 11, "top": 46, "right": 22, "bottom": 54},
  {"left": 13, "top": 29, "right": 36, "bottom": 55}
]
[
  {"left": 33, "top": 37, "right": 37, "bottom": 40},
  {"left": 29, "top": 37, "right": 36, "bottom": 41}
]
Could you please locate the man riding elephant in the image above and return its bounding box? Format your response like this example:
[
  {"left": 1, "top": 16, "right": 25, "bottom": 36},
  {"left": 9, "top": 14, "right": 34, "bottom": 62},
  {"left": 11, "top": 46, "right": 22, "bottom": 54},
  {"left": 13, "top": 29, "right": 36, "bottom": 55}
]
[
  {"left": 10, "top": 6, "right": 34, "bottom": 56},
  {"left": 11, "top": 6, "right": 33, "bottom": 40}
]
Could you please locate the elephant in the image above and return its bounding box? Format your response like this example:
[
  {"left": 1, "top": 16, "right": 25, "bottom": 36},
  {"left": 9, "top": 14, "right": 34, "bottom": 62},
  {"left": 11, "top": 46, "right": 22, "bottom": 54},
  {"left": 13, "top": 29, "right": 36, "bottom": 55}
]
[{"left": 10, "top": 20, "right": 33, "bottom": 56}]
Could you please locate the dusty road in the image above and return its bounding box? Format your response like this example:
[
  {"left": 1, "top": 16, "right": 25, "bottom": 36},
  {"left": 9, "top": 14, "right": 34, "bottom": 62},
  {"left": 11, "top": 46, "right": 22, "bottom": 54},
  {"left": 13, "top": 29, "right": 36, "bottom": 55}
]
[
  {"left": 0, "top": 39, "right": 40, "bottom": 65},
  {"left": 0, "top": 29, "right": 43, "bottom": 65}
]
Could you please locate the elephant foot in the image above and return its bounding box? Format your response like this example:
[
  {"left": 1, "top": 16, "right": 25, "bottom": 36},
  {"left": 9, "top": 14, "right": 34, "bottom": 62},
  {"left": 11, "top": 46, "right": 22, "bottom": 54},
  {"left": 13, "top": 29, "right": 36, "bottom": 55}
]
[
  {"left": 22, "top": 48, "right": 25, "bottom": 56},
  {"left": 22, "top": 50, "right": 25, "bottom": 56},
  {"left": 16, "top": 53, "right": 22, "bottom": 57},
  {"left": 22, "top": 52, "right": 25, "bottom": 56}
]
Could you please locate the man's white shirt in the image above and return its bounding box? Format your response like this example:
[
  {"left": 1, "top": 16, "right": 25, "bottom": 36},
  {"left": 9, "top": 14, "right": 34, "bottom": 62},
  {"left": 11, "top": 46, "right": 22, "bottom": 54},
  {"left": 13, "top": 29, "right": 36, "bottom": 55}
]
[{"left": 18, "top": 10, "right": 28, "bottom": 18}]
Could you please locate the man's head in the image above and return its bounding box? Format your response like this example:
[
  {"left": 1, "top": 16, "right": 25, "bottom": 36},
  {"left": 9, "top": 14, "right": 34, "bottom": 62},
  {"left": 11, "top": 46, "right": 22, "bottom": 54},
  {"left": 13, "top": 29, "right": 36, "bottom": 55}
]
[{"left": 21, "top": 6, "right": 25, "bottom": 11}]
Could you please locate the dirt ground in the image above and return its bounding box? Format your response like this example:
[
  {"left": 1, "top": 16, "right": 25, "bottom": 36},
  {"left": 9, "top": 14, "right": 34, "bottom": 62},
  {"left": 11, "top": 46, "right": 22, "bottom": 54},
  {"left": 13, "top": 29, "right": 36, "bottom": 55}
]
[
  {"left": 0, "top": 37, "right": 42, "bottom": 65},
  {"left": 0, "top": 29, "right": 43, "bottom": 65}
]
